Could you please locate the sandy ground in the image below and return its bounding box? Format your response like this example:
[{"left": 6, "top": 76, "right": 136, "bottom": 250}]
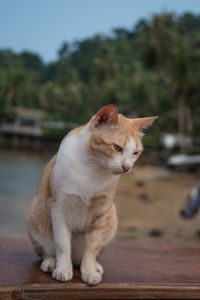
[{"left": 115, "top": 166, "right": 200, "bottom": 242}]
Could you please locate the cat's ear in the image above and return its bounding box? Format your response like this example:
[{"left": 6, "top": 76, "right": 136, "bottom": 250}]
[
  {"left": 92, "top": 104, "right": 119, "bottom": 128},
  {"left": 131, "top": 116, "right": 158, "bottom": 133}
]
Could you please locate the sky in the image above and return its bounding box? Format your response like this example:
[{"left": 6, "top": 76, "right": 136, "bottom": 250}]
[{"left": 0, "top": 0, "right": 200, "bottom": 62}]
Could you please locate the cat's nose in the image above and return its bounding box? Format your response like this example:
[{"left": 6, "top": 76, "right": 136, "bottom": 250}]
[{"left": 122, "top": 164, "right": 131, "bottom": 172}]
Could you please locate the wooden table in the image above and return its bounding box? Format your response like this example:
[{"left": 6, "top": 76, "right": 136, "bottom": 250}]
[{"left": 1, "top": 239, "right": 200, "bottom": 299}]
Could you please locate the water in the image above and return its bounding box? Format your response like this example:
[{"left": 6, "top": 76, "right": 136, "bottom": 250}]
[{"left": 0, "top": 149, "right": 51, "bottom": 237}]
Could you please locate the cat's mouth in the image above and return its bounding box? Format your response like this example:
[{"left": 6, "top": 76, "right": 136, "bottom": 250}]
[{"left": 111, "top": 167, "right": 132, "bottom": 175}]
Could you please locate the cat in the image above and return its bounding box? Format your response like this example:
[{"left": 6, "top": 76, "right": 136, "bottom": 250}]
[{"left": 27, "top": 104, "right": 157, "bottom": 285}]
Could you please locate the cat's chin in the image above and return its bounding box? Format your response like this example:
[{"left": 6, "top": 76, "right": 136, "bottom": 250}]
[{"left": 111, "top": 169, "right": 125, "bottom": 175}]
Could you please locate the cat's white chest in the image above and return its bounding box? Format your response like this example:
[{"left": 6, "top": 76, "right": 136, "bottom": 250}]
[
  {"left": 54, "top": 162, "right": 115, "bottom": 202},
  {"left": 53, "top": 131, "right": 118, "bottom": 202}
]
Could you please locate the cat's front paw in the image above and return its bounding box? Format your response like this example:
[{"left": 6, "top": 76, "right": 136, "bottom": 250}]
[
  {"left": 52, "top": 267, "right": 73, "bottom": 282},
  {"left": 81, "top": 268, "right": 102, "bottom": 285},
  {"left": 41, "top": 257, "right": 56, "bottom": 273},
  {"left": 96, "top": 262, "right": 104, "bottom": 275}
]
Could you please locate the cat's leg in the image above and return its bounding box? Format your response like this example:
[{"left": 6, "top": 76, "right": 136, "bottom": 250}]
[
  {"left": 28, "top": 230, "right": 56, "bottom": 273},
  {"left": 51, "top": 206, "right": 73, "bottom": 282},
  {"left": 81, "top": 204, "right": 118, "bottom": 285},
  {"left": 72, "top": 234, "right": 103, "bottom": 275},
  {"left": 27, "top": 210, "right": 56, "bottom": 273},
  {"left": 41, "top": 256, "right": 56, "bottom": 273},
  {"left": 39, "top": 238, "right": 56, "bottom": 273}
]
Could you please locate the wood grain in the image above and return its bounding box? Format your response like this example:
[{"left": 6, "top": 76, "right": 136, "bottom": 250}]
[
  {"left": 1, "top": 239, "right": 200, "bottom": 299},
  {"left": 0, "top": 286, "right": 21, "bottom": 300}
]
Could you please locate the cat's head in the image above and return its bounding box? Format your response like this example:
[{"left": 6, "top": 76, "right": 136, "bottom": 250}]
[{"left": 88, "top": 104, "right": 158, "bottom": 175}]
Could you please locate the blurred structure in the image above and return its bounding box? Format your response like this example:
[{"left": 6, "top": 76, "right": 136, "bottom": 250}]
[
  {"left": 0, "top": 106, "right": 79, "bottom": 148},
  {"left": 0, "top": 107, "right": 46, "bottom": 148},
  {"left": 0, "top": 107, "right": 46, "bottom": 137},
  {"left": 162, "top": 133, "right": 192, "bottom": 151},
  {"left": 168, "top": 154, "right": 200, "bottom": 170},
  {"left": 181, "top": 181, "right": 200, "bottom": 219}
]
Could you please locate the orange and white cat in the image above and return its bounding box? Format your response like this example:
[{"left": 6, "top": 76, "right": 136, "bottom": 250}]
[{"left": 27, "top": 104, "right": 157, "bottom": 285}]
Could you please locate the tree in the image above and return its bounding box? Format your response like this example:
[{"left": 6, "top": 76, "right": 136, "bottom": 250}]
[{"left": 0, "top": 12, "right": 200, "bottom": 149}]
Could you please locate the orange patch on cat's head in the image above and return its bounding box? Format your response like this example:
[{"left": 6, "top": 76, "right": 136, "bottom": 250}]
[{"left": 88, "top": 104, "right": 157, "bottom": 157}]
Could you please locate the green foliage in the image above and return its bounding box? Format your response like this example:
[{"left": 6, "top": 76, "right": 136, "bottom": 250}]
[
  {"left": 43, "top": 127, "right": 68, "bottom": 141},
  {"left": 0, "top": 12, "right": 200, "bottom": 140}
]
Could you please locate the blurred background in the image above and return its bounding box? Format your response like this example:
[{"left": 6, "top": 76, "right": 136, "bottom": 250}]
[{"left": 0, "top": 0, "right": 200, "bottom": 242}]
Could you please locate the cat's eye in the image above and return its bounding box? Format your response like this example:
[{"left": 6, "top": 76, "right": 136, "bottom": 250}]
[
  {"left": 133, "top": 151, "right": 139, "bottom": 155},
  {"left": 113, "top": 143, "right": 122, "bottom": 152}
]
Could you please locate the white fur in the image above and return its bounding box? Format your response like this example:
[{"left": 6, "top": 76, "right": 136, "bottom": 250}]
[{"left": 122, "top": 137, "right": 137, "bottom": 168}]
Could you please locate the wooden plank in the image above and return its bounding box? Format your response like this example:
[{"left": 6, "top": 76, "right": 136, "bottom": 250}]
[
  {"left": 1, "top": 239, "right": 200, "bottom": 299},
  {"left": 0, "top": 286, "right": 21, "bottom": 300},
  {"left": 22, "top": 284, "right": 200, "bottom": 300}
]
